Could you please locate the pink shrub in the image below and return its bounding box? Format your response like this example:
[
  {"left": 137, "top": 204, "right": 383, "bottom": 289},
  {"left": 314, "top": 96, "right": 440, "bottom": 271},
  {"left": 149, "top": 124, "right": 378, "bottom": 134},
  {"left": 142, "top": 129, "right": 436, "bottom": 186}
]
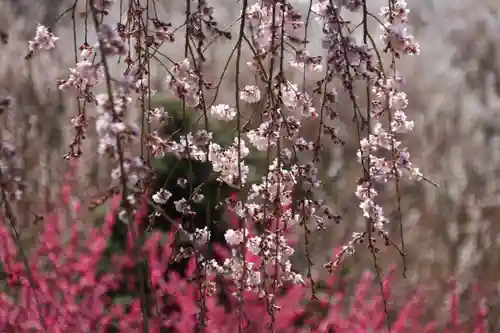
[{"left": 0, "top": 179, "right": 488, "bottom": 333}]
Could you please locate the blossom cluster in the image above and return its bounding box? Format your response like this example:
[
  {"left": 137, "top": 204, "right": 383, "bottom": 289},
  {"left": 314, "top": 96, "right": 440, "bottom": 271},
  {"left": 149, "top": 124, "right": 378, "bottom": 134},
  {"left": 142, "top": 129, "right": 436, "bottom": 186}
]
[
  {"left": 28, "top": 23, "right": 58, "bottom": 54},
  {"left": 218, "top": 226, "right": 304, "bottom": 294},
  {"left": 166, "top": 59, "right": 201, "bottom": 107}
]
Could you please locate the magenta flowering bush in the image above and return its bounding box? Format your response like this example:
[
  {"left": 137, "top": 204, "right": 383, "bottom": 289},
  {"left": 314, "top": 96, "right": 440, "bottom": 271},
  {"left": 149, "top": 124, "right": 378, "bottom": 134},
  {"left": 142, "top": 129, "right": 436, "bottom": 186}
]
[{"left": 0, "top": 175, "right": 488, "bottom": 332}]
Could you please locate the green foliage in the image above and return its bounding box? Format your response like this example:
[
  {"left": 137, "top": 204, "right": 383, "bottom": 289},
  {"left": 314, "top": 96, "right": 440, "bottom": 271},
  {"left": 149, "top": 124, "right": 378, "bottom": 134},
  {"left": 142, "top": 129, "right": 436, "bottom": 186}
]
[{"left": 147, "top": 98, "right": 235, "bottom": 240}]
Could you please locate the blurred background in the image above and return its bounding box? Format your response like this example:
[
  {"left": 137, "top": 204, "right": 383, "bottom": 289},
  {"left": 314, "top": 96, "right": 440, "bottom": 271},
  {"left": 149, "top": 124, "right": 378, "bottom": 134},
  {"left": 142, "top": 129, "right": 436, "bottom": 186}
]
[{"left": 0, "top": 0, "right": 499, "bottom": 328}]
